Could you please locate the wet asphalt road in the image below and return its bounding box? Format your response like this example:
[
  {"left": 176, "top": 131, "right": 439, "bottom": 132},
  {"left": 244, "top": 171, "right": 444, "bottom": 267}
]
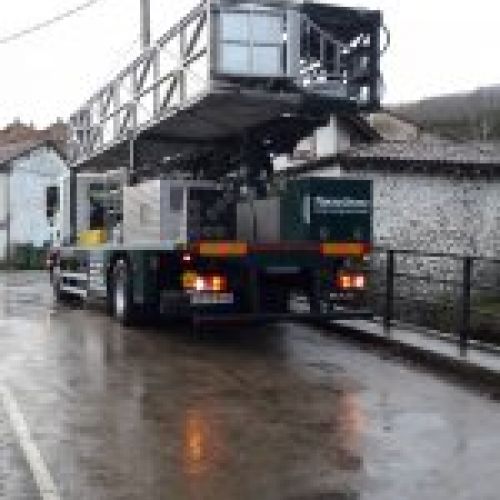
[{"left": 1, "top": 272, "right": 500, "bottom": 499}]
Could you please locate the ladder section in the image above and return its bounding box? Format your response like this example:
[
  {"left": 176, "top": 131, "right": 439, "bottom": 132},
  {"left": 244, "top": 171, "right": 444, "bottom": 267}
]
[
  {"left": 68, "top": 0, "right": 383, "bottom": 169},
  {"left": 68, "top": 1, "right": 210, "bottom": 166}
]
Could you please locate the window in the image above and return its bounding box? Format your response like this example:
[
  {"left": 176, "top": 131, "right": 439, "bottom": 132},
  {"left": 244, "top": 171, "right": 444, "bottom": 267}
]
[
  {"left": 251, "top": 15, "right": 282, "bottom": 44},
  {"left": 221, "top": 13, "right": 249, "bottom": 42},
  {"left": 218, "top": 11, "right": 284, "bottom": 76},
  {"left": 221, "top": 44, "right": 251, "bottom": 74},
  {"left": 46, "top": 186, "right": 59, "bottom": 219},
  {"left": 170, "top": 187, "right": 184, "bottom": 212},
  {"left": 252, "top": 46, "right": 281, "bottom": 74}
]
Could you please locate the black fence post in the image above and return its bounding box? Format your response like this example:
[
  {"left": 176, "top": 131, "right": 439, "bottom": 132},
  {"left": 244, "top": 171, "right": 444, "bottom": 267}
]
[
  {"left": 459, "top": 257, "right": 472, "bottom": 356},
  {"left": 384, "top": 250, "right": 395, "bottom": 334},
  {"left": 249, "top": 265, "right": 260, "bottom": 315}
]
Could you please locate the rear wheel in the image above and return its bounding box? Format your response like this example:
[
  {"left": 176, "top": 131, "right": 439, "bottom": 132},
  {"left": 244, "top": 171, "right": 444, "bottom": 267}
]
[
  {"left": 112, "top": 260, "right": 136, "bottom": 326},
  {"left": 53, "top": 278, "right": 67, "bottom": 303},
  {"left": 52, "top": 270, "right": 70, "bottom": 304}
]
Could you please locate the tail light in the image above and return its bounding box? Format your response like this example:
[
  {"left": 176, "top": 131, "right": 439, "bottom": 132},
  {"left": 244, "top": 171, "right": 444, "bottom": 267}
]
[
  {"left": 182, "top": 272, "right": 228, "bottom": 292},
  {"left": 182, "top": 271, "right": 197, "bottom": 290},
  {"left": 209, "top": 275, "right": 227, "bottom": 292},
  {"left": 337, "top": 271, "right": 366, "bottom": 290}
]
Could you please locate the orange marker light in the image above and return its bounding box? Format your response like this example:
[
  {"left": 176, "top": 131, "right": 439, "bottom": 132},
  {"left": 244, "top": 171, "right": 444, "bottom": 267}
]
[
  {"left": 182, "top": 272, "right": 228, "bottom": 292},
  {"left": 182, "top": 271, "right": 197, "bottom": 290},
  {"left": 210, "top": 275, "right": 227, "bottom": 292},
  {"left": 339, "top": 274, "right": 353, "bottom": 289}
]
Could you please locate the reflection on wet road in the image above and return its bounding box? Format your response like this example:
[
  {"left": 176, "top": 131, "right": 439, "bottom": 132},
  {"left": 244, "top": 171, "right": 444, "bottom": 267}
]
[{"left": 0, "top": 272, "right": 500, "bottom": 499}]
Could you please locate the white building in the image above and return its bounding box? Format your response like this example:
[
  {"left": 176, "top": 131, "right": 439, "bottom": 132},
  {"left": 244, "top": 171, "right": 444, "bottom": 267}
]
[{"left": 0, "top": 140, "right": 68, "bottom": 262}]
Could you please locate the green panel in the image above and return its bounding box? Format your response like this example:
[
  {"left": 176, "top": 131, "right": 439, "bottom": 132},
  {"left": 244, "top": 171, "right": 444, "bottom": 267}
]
[
  {"left": 280, "top": 181, "right": 308, "bottom": 241},
  {"left": 280, "top": 178, "right": 372, "bottom": 242}
]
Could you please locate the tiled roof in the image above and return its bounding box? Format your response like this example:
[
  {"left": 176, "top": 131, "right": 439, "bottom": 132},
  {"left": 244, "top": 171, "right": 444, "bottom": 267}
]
[
  {"left": 341, "top": 139, "right": 500, "bottom": 166},
  {"left": 0, "top": 140, "right": 54, "bottom": 169}
]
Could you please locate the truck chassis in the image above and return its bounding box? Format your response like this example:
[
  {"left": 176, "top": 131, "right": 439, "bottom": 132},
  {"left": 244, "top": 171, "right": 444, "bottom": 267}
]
[{"left": 51, "top": 242, "right": 371, "bottom": 328}]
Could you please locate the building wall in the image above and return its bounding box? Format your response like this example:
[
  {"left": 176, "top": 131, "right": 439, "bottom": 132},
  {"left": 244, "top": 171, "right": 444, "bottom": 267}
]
[{"left": 9, "top": 147, "right": 67, "bottom": 250}]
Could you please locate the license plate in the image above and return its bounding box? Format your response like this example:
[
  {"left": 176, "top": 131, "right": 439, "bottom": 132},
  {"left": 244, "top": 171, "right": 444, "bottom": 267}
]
[{"left": 190, "top": 292, "right": 234, "bottom": 305}]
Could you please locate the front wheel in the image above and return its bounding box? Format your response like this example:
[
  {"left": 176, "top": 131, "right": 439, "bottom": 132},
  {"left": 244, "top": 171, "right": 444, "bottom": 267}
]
[{"left": 112, "top": 260, "right": 136, "bottom": 326}]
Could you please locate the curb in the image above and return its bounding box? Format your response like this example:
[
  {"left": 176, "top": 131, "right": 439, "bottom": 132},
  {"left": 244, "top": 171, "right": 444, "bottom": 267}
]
[{"left": 310, "top": 319, "right": 500, "bottom": 393}]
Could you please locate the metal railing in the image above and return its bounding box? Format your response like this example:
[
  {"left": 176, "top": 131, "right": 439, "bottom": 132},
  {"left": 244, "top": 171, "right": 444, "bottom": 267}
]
[
  {"left": 369, "top": 248, "right": 500, "bottom": 356},
  {"left": 68, "top": 1, "right": 210, "bottom": 165}
]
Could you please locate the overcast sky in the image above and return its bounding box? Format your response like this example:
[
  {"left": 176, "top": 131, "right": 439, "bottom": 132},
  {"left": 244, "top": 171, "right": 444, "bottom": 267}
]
[{"left": 0, "top": 0, "right": 499, "bottom": 127}]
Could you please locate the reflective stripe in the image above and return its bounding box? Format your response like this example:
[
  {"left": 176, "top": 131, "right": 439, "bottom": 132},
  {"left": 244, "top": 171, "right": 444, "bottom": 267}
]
[
  {"left": 197, "top": 241, "right": 248, "bottom": 257},
  {"left": 321, "top": 242, "right": 368, "bottom": 256}
]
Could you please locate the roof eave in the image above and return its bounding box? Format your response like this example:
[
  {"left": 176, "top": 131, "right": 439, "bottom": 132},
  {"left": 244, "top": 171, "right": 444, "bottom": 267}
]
[{"left": 0, "top": 139, "right": 67, "bottom": 171}]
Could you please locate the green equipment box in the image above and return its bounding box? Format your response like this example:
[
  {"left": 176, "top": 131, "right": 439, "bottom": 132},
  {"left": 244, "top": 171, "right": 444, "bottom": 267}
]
[{"left": 237, "top": 178, "right": 373, "bottom": 243}]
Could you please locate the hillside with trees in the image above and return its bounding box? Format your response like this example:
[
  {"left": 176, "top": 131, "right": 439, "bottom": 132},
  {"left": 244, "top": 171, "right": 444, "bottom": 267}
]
[{"left": 392, "top": 85, "right": 500, "bottom": 141}]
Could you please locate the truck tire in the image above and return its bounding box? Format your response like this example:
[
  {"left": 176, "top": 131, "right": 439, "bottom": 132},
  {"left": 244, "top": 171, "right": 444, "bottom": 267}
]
[
  {"left": 53, "top": 278, "right": 68, "bottom": 303},
  {"left": 112, "top": 260, "right": 136, "bottom": 326},
  {"left": 53, "top": 271, "right": 71, "bottom": 304}
]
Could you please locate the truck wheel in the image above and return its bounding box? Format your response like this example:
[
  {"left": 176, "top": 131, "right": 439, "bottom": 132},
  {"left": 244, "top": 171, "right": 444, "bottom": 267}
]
[
  {"left": 53, "top": 273, "right": 70, "bottom": 304},
  {"left": 112, "top": 260, "right": 136, "bottom": 326},
  {"left": 53, "top": 279, "right": 66, "bottom": 303}
]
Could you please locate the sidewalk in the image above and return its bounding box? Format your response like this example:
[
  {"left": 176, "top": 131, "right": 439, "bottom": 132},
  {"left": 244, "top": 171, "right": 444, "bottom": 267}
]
[{"left": 327, "top": 318, "right": 500, "bottom": 388}]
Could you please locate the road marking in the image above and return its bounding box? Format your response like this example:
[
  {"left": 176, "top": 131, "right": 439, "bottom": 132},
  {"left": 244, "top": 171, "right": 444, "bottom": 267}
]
[{"left": 0, "top": 384, "right": 61, "bottom": 500}]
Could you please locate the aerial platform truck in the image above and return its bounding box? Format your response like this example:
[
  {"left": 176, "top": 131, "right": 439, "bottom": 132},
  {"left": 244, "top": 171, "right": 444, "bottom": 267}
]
[{"left": 51, "top": 0, "right": 384, "bottom": 328}]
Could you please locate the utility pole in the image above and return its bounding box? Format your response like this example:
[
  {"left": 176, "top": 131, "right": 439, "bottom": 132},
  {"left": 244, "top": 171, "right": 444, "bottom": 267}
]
[
  {"left": 128, "top": 0, "right": 151, "bottom": 192},
  {"left": 140, "top": 0, "right": 151, "bottom": 51}
]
